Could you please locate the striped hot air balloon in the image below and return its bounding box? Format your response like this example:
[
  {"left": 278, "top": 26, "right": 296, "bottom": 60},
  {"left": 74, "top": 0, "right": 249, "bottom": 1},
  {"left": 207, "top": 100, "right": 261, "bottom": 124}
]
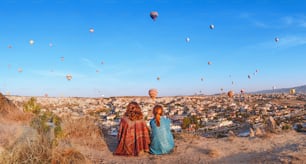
[{"left": 148, "top": 89, "right": 158, "bottom": 100}]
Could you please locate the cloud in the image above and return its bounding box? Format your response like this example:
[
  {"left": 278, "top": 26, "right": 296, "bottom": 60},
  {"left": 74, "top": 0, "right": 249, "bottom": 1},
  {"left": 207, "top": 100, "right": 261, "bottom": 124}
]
[
  {"left": 278, "top": 36, "right": 306, "bottom": 47},
  {"left": 80, "top": 58, "right": 100, "bottom": 70},
  {"left": 280, "top": 15, "right": 306, "bottom": 28}
]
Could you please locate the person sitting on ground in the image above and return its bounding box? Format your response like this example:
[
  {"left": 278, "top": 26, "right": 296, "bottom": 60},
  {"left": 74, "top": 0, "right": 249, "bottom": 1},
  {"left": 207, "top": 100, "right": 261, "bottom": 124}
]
[
  {"left": 114, "top": 101, "right": 151, "bottom": 156},
  {"left": 150, "top": 105, "right": 175, "bottom": 155}
]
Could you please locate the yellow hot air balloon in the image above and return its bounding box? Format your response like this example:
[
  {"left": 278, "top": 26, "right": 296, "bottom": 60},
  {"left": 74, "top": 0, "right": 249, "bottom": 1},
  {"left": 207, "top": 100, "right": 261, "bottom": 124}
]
[
  {"left": 289, "top": 89, "right": 295, "bottom": 94},
  {"left": 227, "top": 90, "right": 234, "bottom": 98},
  {"left": 148, "top": 89, "right": 158, "bottom": 100}
]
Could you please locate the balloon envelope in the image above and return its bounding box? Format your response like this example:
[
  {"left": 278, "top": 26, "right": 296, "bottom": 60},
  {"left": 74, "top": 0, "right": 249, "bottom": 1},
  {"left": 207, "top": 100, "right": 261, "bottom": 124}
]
[
  {"left": 209, "top": 24, "right": 215, "bottom": 29},
  {"left": 89, "top": 28, "right": 94, "bottom": 33},
  {"left": 186, "top": 37, "right": 190, "bottom": 43},
  {"left": 275, "top": 37, "right": 279, "bottom": 42},
  {"left": 149, "top": 89, "right": 158, "bottom": 100},
  {"left": 150, "top": 11, "right": 158, "bottom": 21},
  {"left": 29, "top": 39, "right": 35, "bottom": 45},
  {"left": 66, "top": 74, "right": 72, "bottom": 81},
  {"left": 228, "top": 90, "right": 234, "bottom": 98},
  {"left": 157, "top": 76, "right": 160, "bottom": 81}
]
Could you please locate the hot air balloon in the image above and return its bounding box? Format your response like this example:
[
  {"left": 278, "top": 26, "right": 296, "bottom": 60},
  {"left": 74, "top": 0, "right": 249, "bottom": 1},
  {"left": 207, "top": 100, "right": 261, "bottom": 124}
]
[
  {"left": 201, "top": 77, "right": 204, "bottom": 82},
  {"left": 240, "top": 89, "right": 245, "bottom": 94},
  {"left": 157, "top": 76, "right": 160, "bottom": 81},
  {"left": 275, "top": 37, "right": 279, "bottom": 42},
  {"left": 101, "top": 61, "right": 104, "bottom": 65},
  {"left": 96, "top": 69, "right": 100, "bottom": 73},
  {"left": 220, "top": 88, "right": 224, "bottom": 92},
  {"left": 8, "top": 45, "right": 12, "bottom": 48},
  {"left": 248, "top": 75, "right": 251, "bottom": 79},
  {"left": 208, "top": 61, "right": 212, "bottom": 65},
  {"left": 289, "top": 89, "right": 295, "bottom": 94},
  {"left": 29, "top": 39, "right": 35, "bottom": 45},
  {"left": 60, "top": 57, "right": 65, "bottom": 62},
  {"left": 66, "top": 74, "right": 72, "bottom": 81},
  {"left": 150, "top": 11, "right": 158, "bottom": 21},
  {"left": 227, "top": 90, "right": 234, "bottom": 98},
  {"left": 149, "top": 89, "right": 158, "bottom": 100},
  {"left": 209, "top": 24, "right": 215, "bottom": 30},
  {"left": 186, "top": 37, "right": 190, "bottom": 43},
  {"left": 232, "top": 81, "right": 234, "bottom": 85},
  {"left": 44, "top": 93, "right": 48, "bottom": 97},
  {"left": 18, "top": 68, "right": 23, "bottom": 73},
  {"left": 272, "top": 86, "right": 276, "bottom": 91},
  {"left": 89, "top": 28, "right": 95, "bottom": 33},
  {"left": 49, "top": 43, "right": 53, "bottom": 47}
]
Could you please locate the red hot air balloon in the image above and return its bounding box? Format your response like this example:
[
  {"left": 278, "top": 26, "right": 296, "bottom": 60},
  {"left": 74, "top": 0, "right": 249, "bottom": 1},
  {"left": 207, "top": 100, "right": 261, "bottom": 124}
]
[
  {"left": 149, "top": 89, "right": 158, "bottom": 100},
  {"left": 150, "top": 11, "right": 158, "bottom": 21},
  {"left": 227, "top": 90, "right": 234, "bottom": 98}
]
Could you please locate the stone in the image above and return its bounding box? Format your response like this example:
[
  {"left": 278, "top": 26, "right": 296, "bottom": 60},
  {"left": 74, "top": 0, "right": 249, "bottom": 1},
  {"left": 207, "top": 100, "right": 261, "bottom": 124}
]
[
  {"left": 267, "top": 116, "right": 277, "bottom": 133},
  {"left": 249, "top": 128, "right": 255, "bottom": 137}
]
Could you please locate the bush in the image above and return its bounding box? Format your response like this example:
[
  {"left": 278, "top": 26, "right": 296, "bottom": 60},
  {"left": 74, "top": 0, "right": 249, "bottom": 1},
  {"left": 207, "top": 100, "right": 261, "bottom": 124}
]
[{"left": 23, "top": 97, "right": 41, "bottom": 114}]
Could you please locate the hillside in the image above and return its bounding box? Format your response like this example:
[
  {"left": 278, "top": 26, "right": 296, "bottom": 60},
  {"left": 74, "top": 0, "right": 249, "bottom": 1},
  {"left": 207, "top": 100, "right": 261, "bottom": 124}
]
[{"left": 254, "top": 85, "right": 306, "bottom": 94}]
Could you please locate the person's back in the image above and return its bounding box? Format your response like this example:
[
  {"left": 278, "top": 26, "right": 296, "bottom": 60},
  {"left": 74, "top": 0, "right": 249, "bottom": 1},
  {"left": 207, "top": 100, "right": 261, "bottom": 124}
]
[
  {"left": 114, "top": 102, "right": 150, "bottom": 156},
  {"left": 150, "top": 105, "right": 174, "bottom": 155}
]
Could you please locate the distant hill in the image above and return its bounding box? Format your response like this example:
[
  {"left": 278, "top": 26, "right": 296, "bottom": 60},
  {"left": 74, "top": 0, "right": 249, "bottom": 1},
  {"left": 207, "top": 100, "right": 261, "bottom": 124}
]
[{"left": 253, "top": 85, "right": 306, "bottom": 94}]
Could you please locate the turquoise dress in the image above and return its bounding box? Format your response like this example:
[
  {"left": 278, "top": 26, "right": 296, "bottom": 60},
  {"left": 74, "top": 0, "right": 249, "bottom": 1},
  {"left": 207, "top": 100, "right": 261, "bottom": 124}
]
[{"left": 150, "top": 116, "right": 175, "bottom": 155}]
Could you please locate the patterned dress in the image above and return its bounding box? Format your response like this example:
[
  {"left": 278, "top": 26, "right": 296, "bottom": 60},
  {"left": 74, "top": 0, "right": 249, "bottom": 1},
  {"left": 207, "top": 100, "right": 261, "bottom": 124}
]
[
  {"left": 150, "top": 116, "right": 175, "bottom": 155},
  {"left": 114, "top": 116, "right": 151, "bottom": 156}
]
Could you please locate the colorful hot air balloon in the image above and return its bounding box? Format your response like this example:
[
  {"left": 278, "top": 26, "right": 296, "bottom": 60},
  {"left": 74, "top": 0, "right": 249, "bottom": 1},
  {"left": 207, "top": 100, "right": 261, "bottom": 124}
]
[
  {"left": 150, "top": 11, "right": 158, "bottom": 21},
  {"left": 66, "top": 74, "right": 72, "bottom": 81},
  {"left": 208, "top": 61, "right": 212, "bottom": 65},
  {"left": 60, "top": 57, "right": 65, "bottom": 61},
  {"left": 89, "top": 28, "right": 95, "bottom": 33},
  {"left": 240, "top": 89, "right": 245, "bottom": 94},
  {"left": 148, "top": 89, "right": 158, "bottom": 100},
  {"left": 227, "top": 90, "right": 234, "bottom": 98},
  {"left": 209, "top": 24, "right": 215, "bottom": 30}
]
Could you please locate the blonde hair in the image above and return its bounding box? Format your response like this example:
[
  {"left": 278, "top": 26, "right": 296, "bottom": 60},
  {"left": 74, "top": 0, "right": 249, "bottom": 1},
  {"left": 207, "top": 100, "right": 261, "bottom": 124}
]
[{"left": 153, "top": 105, "right": 163, "bottom": 127}]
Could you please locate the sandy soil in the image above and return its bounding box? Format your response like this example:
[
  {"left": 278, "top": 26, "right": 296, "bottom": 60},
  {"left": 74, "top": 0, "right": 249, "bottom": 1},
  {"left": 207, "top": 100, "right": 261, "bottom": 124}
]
[{"left": 80, "top": 130, "right": 305, "bottom": 164}]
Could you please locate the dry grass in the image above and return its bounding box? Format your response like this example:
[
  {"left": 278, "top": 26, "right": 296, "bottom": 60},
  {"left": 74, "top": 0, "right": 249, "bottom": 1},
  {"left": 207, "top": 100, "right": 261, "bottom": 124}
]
[
  {"left": 61, "top": 116, "right": 106, "bottom": 151},
  {"left": 52, "top": 147, "right": 87, "bottom": 164},
  {"left": 207, "top": 148, "right": 219, "bottom": 158},
  {"left": 0, "top": 134, "right": 52, "bottom": 164}
]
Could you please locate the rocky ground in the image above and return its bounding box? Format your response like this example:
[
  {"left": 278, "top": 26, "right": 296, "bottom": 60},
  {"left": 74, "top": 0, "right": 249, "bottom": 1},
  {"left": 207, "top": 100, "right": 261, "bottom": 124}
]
[{"left": 0, "top": 93, "right": 305, "bottom": 163}]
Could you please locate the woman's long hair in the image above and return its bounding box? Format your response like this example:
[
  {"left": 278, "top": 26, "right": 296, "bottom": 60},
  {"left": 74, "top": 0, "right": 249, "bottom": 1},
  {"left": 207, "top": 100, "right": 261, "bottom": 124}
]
[
  {"left": 153, "top": 105, "right": 163, "bottom": 127},
  {"left": 124, "top": 101, "right": 143, "bottom": 121}
]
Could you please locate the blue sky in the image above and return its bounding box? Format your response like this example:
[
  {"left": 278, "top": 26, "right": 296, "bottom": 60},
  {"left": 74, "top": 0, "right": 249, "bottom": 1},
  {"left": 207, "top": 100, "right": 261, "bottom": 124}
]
[{"left": 1, "top": 0, "right": 306, "bottom": 97}]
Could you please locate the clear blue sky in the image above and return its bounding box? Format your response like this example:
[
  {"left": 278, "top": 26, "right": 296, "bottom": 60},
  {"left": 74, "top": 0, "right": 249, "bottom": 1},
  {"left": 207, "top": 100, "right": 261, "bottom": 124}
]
[{"left": 1, "top": 0, "right": 306, "bottom": 97}]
